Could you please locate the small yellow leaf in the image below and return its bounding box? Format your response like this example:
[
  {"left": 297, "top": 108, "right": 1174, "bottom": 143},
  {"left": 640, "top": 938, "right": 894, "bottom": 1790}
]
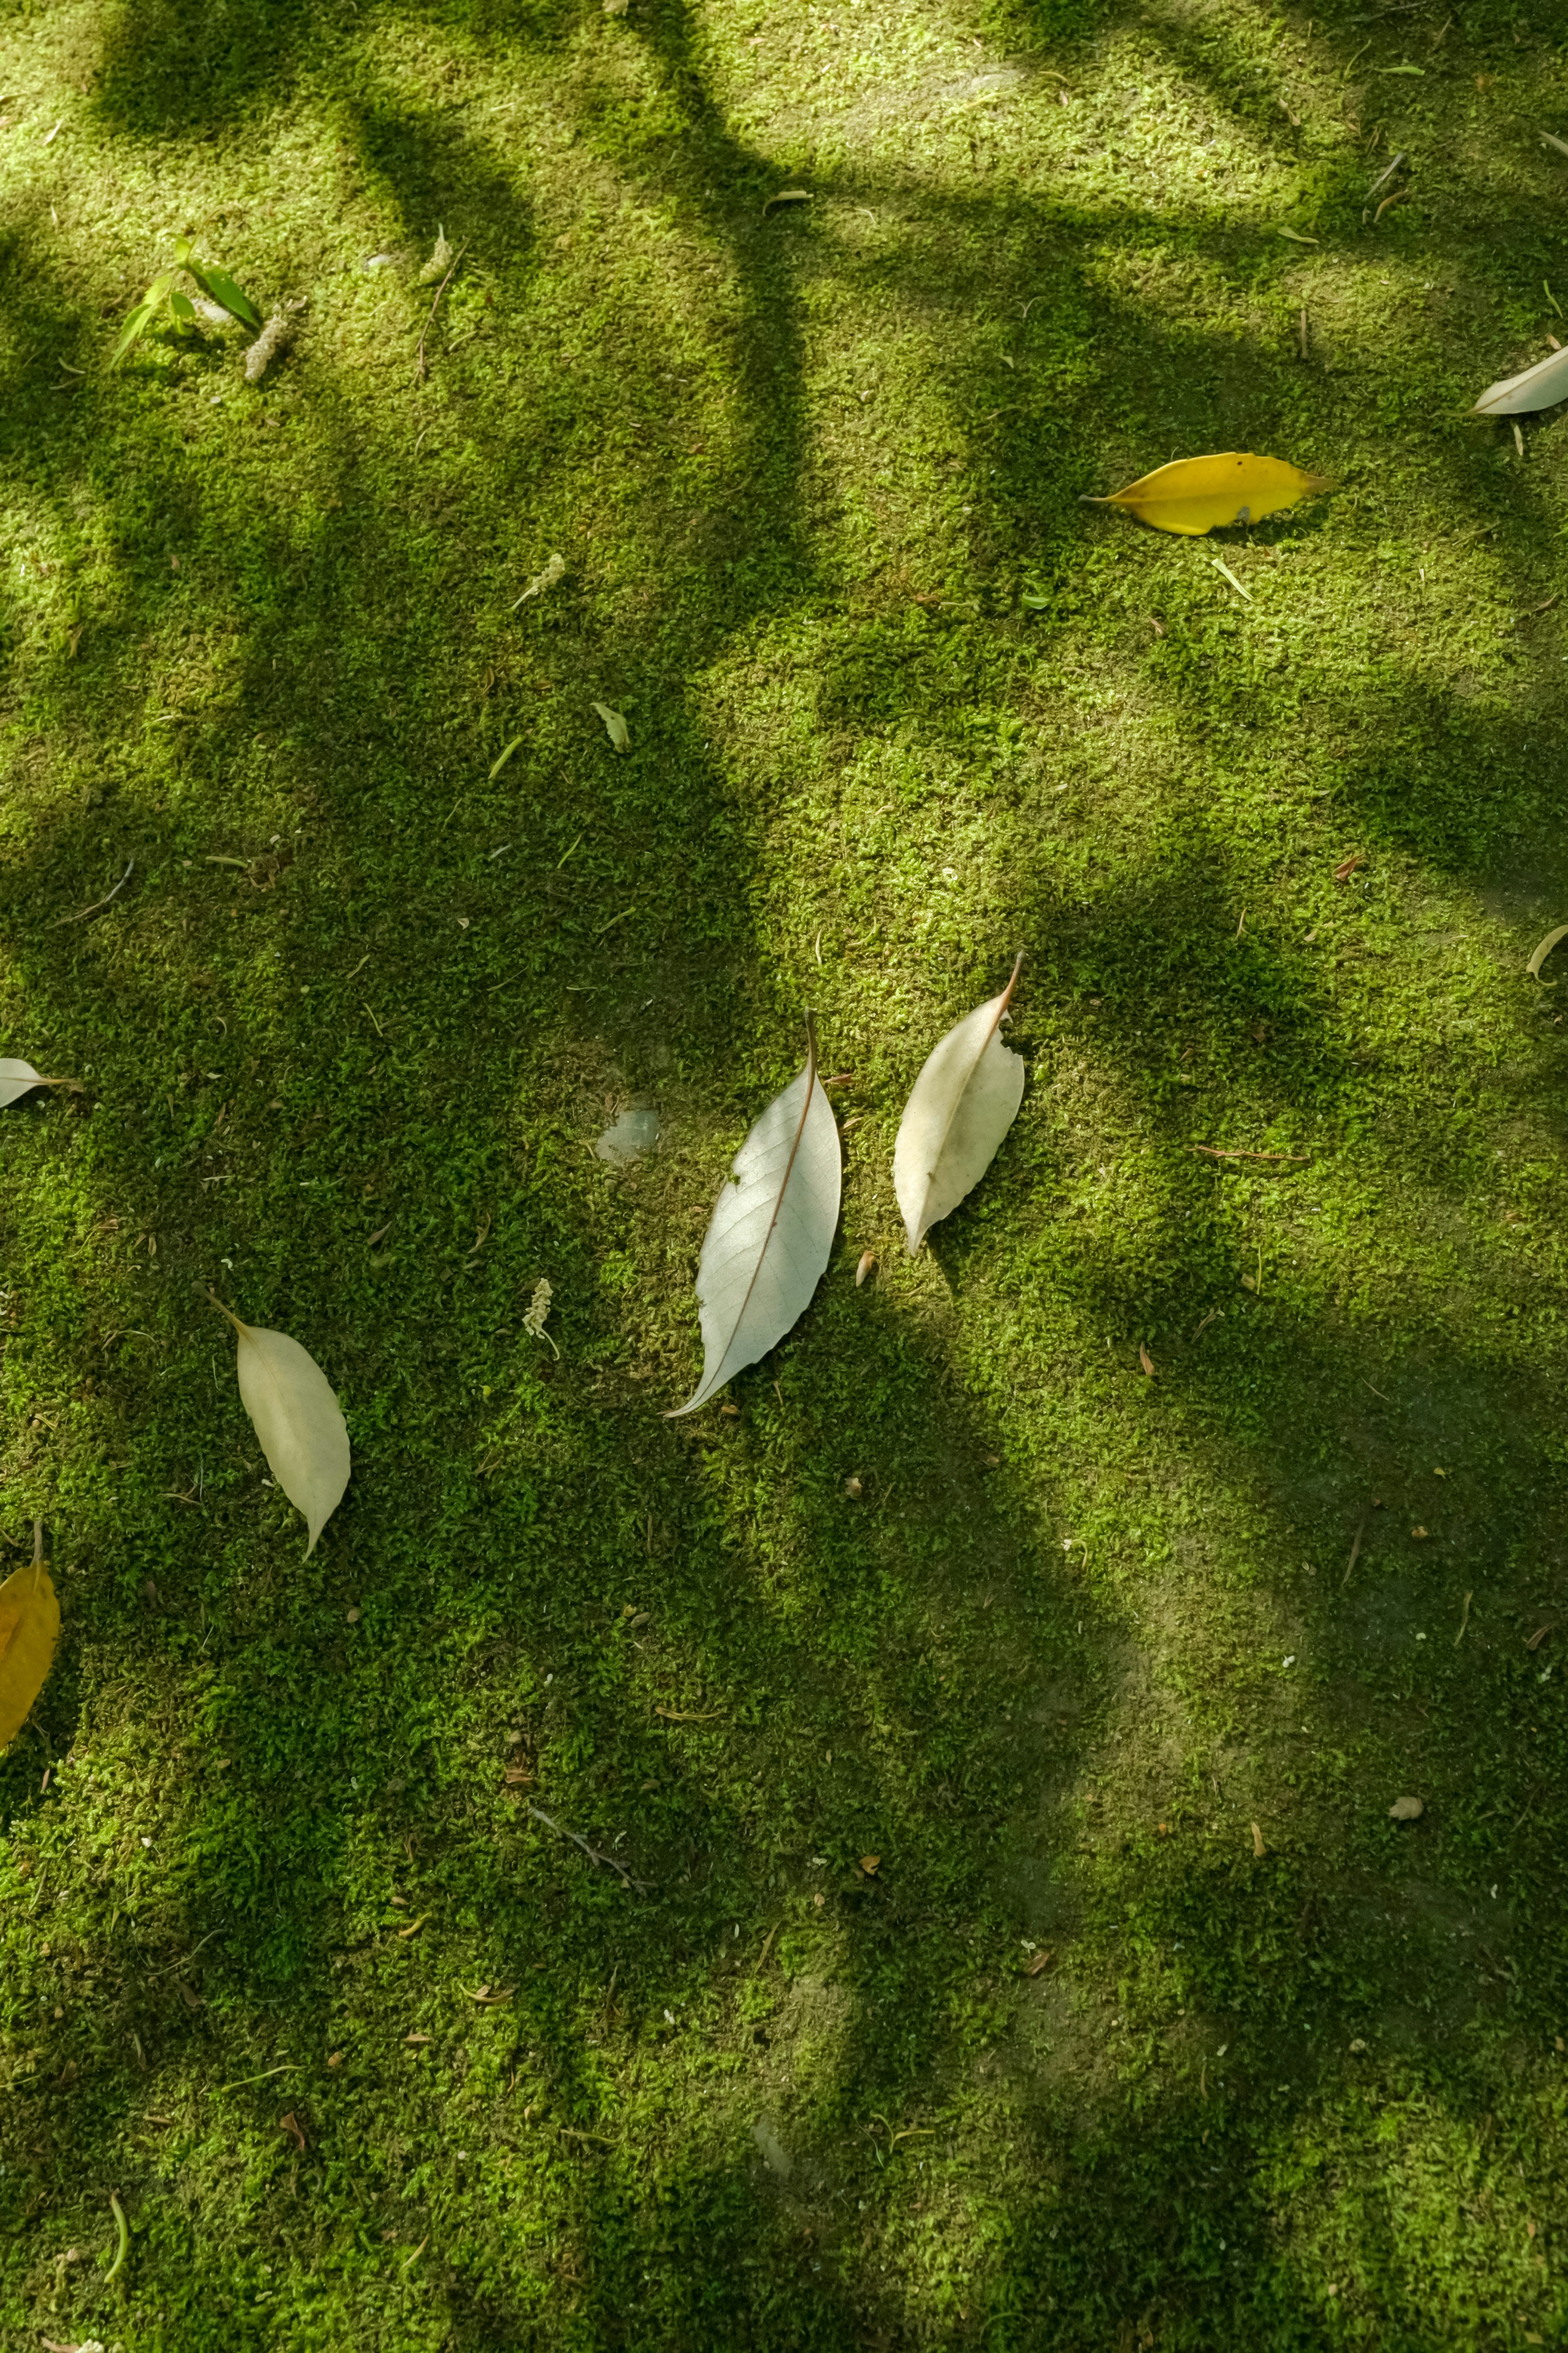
[
  {"left": 0, "top": 1545, "right": 60, "bottom": 1751},
  {"left": 1251, "top": 1820, "right": 1265, "bottom": 1857},
  {"left": 763, "top": 188, "right": 812, "bottom": 214},
  {"left": 1086, "top": 452, "right": 1334, "bottom": 536},
  {"left": 1527, "top": 923, "right": 1568, "bottom": 979}
]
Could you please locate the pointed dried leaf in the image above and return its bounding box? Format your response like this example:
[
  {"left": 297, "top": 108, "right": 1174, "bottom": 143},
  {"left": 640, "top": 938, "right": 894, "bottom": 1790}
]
[
  {"left": 668, "top": 1035, "right": 840, "bottom": 1416},
  {"left": 763, "top": 189, "right": 812, "bottom": 214},
  {"left": 894, "top": 957, "right": 1025, "bottom": 1253},
  {"left": 593, "top": 702, "right": 630, "bottom": 752},
  {"left": 214, "top": 1299, "right": 350, "bottom": 1552},
  {"left": 0, "top": 1552, "right": 60, "bottom": 1750},
  {"left": 419, "top": 228, "right": 454, "bottom": 285},
  {"left": 1086, "top": 452, "right": 1334, "bottom": 536},
  {"left": 1473, "top": 344, "right": 1568, "bottom": 416},
  {"left": 1528, "top": 924, "right": 1568, "bottom": 979},
  {"left": 0, "top": 1058, "right": 73, "bottom": 1108}
]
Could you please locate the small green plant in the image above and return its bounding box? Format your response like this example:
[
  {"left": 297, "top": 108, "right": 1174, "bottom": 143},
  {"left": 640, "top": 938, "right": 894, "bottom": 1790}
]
[{"left": 109, "top": 236, "right": 262, "bottom": 367}]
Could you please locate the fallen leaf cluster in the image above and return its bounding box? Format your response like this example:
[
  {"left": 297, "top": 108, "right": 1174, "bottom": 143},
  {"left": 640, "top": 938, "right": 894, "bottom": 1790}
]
[{"left": 670, "top": 957, "right": 1024, "bottom": 1413}]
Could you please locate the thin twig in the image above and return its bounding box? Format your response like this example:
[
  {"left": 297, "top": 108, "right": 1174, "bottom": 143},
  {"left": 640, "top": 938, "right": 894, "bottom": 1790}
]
[
  {"left": 1454, "top": 1589, "right": 1472, "bottom": 1648},
  {"left": 1189, "top": 1144, "right": 1311, "bottom": 1164},
  {"left": 1297, "top": 306, "right": 1309, "bottom": 363},
  {"left": 48, "top": 857, "right": 134, "bottom": 929},
  {"left": 415, "top": 242, "right": 468, "bottom": 381},
  {"left": 1341, "top": 1513, "right": 1366, "bottom": 1590},
  {"left": 527, "top": 1803, "right": 649, "bottom": 1891},
  {"left": 145, "top": 1928, "right": 223, "bottom": 1978},
  {"left": 1365, "top": 149, "right": 1408, "bottom": 201}
]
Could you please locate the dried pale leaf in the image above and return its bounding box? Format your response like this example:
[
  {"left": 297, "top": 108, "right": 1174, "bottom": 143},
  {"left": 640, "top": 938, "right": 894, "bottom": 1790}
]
[
  {"left": 1543, "top": 129, "right": 1568, "bottom": 162},
  {"left": 509, "top": 552, "right": 564, "bottom": 611},
  {"left": 854, "top": 1250, "right": 876, "bottom": 1287},
  {"left": 893, "top": 955, "right": 1025, "bottom": 1253},
  {"left": 213, "top": 1298, "right": 350, "bottom": 1553},
  {"left": 763, "top": 189, "right": 812, "bottom": 214},
  {"left": 1278, "top": 227, "right": 1320, "bottom": 244},
  {"left": 418, "top": 228, "right": 453, "bottom": 285},
  {"left": 593, "top": 702, "right": 630, "bottom": 753},
  {"left": 667, "top": 1032, "right": 841, "bottom": 1416},
  {"left": 1527, "top": 923, "right": 1568, "bottom": 979},
  {"left": 1139, "top": 1345, "right": 1155, "bottom": 1376},
  {"left": 1251, "top": 1820, "right": 1266, "bottom": 1857},
  {"left": 0, "top": 1058, "right": 74, "bottom": 1109},
  {"left": 523, "top": 1277, "right": 559, "bottom": 1356},
  {"left": 1473, "top": 343, "right": 1568, "bottom": 417},
  {"left": 1085, "top": 452, "right": 1334, "bottom": 536},
  {"left": 0, "top": 1551, "right": 60, "bottom": 1749},
  {"left": 1388, "top": 1794, "right": 1424, "bottom": 1821}
]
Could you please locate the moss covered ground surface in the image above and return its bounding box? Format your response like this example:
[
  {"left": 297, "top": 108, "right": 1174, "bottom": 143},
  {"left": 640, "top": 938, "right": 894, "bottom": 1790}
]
[{"left": 3, "top": 0, "right": 1568, "bottom": 2340}]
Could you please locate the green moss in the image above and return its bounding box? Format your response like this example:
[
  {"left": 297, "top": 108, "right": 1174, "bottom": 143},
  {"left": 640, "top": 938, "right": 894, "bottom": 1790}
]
[{"left": 3, "top": 0, "right": 1568, "bottom": 2341}]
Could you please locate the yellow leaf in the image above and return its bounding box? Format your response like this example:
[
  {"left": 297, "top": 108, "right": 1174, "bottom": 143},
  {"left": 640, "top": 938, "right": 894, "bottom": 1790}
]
[
  {"left": 1086, "top": 452, "right": 1334, "bottom": 536},
  {"left": 0, "top": 1543, "right": 60, "bottom": 1750}
]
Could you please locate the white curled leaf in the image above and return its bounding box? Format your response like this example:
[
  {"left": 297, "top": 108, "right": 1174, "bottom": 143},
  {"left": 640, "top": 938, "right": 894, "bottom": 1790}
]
[
  {"left": 0, "top": 1058, "right": 76, "bottom": 1108},
  {"left": 668, "top": 1027, "right": 840, "bottom": 1416},
  {"left": 1472, "top": 344, "right": 1568, "bottom": 417},
  {"left": 212, "top": 1295, "right": 350, "bottom": 1553},
  {"left": 593, "top": 702, "right": 630, "bottom": 752},
  {"left": 1527, "top": 923, "right": 1568, "bottom": 979},
  {"left": 894, "top": 954, "right": 1025, "bottom": 1253}
]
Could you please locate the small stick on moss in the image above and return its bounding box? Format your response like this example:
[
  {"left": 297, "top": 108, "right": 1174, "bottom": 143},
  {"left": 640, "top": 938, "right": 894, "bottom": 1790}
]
[
  {"left": 416, "top": 241, "right": 468, "bottom": 381},
  {"left": 1454, "top": 1589, "right": 1472, "bottom": 1648},
  {"left": 1189, "top": 1145, "right": 1310, "bottom": 1164},
  {"left": 1365, "top": 149, "right": 1407, "bottom": 201},
  {"left": 1341, "top": 1513, "right": 1366, "bottom": 1590},
  {"left": 102, "top": 2190, "right": 129, "bottom": 2284},
  {"left": 49, "top": 856, "right": 134, "bottom": 928},
  {"left": 527, "top": 1803, "right": 649, "bottom": 1891}
]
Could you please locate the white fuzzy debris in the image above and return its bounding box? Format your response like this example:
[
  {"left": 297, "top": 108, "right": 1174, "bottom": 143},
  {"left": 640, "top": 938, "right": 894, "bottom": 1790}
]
[{"left": 243, "top": 300, "right": 305, "bottom": 383}]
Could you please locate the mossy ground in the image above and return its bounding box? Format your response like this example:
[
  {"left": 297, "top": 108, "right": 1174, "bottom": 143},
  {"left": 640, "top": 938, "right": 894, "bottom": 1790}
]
[{"left": 3, "top": 0, "right": 1568, "bottom": 2342}]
